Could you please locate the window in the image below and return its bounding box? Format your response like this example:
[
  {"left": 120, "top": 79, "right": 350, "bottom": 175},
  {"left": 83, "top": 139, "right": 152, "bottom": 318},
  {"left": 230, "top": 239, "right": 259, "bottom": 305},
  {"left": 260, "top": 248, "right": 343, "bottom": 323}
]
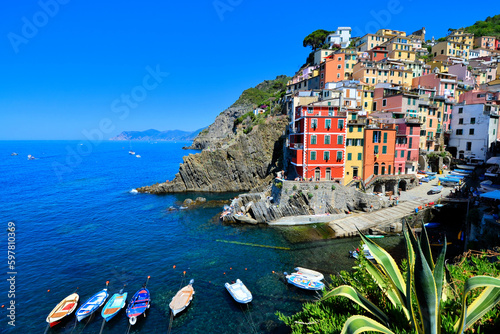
[
  {"left": 324, "top": 135, "right": 331, "bottom": 145},
  {"left": 373, "top": 130, "right": 381, "bottom": 143},
  {"left": 401, "top": 150, "right": 404, "bottom": 158},
  {"left": 374, "top": 145, "right": 379, "bottom": 154},
  {"left": 311, "top": 135, "right": 317, "bottom": 144},
  {"left": 337, "top": 135, "right": 343, "bottom": 145},
  {"left": 456, "top": 129, "right": 463, "bottom": 135},
  {"left": 358, "top": 126, "right": 362, "bottom": 132},
  {"left": 347, "top": 153, "right": 352, "bottom": 161},
  {"left": 469, "top": 128, "right": 474, "bottom": 135},
  {"left": 324, "top": 151, "right": 330, "bottom": 161},
  {"left": 311, "top": 119, "right": 318, "bottom": 129},
  {"left": 382, "top": 99, "right": 387, "bottom": 107},
  {"left": 310, "top": 151, "right": 316, "bottom": 160},
  {"left": 382, "top": 146, "right": 387, "bottom": 154},
  {"left": 458, "top": 107, "right": 463, "bottom": 114},
  {"left": 358, "top": 153, "right": 362, "bottom": 160},
  {"left": 325, "top": 119, "right": 331, "bottom": 129},
  {"left": 409, "top": 137, "right": 413, "bottom": 148},
  {"left": 388, "top": 165, "right": 392, "bottom": 174},
  {"left": 374, "top": 163, "right": 379, "bottom": 175},
  {"left": 336, "top": 151, "right": 342, "bottom": 162},
  {"left": 383, "top": 132, "right": 388, "bottom": 143},
  {"left": 409, "top": 127, "right": 413, "bottom": 135},
  {"left": 466, "top": 142, "right": 472, "bottom": 151},
  {"left": 459, "top": 118, "right": 463, "bottom": 125},
  {"left": 471, "top": 118, "right": 475, "bottom": 124},
  {"left": 338, "top": 119, "right": 344, "bottom": 129},
  {"left": 349, "top": 125, "right": 353, "bottom": 133}
]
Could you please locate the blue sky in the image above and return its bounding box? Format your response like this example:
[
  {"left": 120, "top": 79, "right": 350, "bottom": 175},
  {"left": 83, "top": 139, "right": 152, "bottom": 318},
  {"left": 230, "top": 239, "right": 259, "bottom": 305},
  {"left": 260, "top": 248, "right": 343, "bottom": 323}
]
[{"left": 0, "top": 0, "right": 497, "bottom": 140}]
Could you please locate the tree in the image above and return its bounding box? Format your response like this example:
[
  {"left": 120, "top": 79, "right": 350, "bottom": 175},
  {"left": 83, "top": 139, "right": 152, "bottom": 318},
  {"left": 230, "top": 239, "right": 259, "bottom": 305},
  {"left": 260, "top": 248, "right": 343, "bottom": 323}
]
[{"left": 303, "top": 29, "right": 332, "bottom": 51}]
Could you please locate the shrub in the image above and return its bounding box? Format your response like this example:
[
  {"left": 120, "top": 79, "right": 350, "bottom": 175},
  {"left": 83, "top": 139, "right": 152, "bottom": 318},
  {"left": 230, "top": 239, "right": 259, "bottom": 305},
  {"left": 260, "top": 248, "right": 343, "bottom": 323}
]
[
  {"left": 293, "top": 185, "right": 298, "bottom": 190},
  {"left": 314, "top": 185, "right": 319, "bottom": 190},
  {"left": 331, "top": 185, "right": 336, "bottom": 190},
  {"left": 307, "top": 192, "right": 314, "bottom": 199}
]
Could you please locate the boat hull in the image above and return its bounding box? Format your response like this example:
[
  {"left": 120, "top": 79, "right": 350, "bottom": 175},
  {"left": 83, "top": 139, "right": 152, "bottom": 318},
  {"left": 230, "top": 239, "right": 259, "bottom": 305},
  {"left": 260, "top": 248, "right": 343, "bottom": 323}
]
[
  {"left": 285, "top": 274, "right": 325, "bottom": 291},
  {"left": 225, "top": 279, "right": 252, "bottom": 303},
  {"left": 102, "top": 292, "right": 128, "bottom": 322},
  {"left": 76, "top": 289, "right": 108, "bottom": 322},
  {"left": 126, "top": 288, "right": 151, "bottom": 325},
  {"left": 46, "top": 293, "right": 79, "bottom": 327},
  {"left": 169, "top": 280, "right": 194, "bottom": 316}
]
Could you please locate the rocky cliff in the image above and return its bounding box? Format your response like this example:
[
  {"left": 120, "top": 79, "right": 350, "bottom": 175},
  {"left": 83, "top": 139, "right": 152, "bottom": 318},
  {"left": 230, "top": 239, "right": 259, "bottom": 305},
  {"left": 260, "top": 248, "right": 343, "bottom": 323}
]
[
  {"left": 184, "top": 75, "right": 289, "bottom": 150},
  {"left": 137, "top": 115, "right": 288, "bottom": 193}
]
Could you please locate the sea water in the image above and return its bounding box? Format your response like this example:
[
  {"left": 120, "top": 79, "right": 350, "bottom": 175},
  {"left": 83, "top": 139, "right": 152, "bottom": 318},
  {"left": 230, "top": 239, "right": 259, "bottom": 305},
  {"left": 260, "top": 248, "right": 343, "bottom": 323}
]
[{"left": 0, "top": 141, "right": 403, "bottom": 333}]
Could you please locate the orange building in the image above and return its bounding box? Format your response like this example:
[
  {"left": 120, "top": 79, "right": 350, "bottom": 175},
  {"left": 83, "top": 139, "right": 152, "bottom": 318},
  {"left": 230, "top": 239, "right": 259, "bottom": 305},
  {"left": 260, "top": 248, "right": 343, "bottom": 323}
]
[
  {"left": 363, "top": 125, "right": 396, "bottom": 181},
  {"left": 320, "top": 53, "right": 345, "bottom": 88}
]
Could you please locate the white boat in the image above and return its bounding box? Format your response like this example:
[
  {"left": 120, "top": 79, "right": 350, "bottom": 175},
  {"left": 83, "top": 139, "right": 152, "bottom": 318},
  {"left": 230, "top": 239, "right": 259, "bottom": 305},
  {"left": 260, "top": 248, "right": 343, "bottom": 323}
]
[
  {"left": 75, "top": 288, "right": 108, "bottom": 321},
  {"left": 27, "top": 154, "right": 36, "bottom": 160},
  {"left": 225, "top": 279, "right": 252, "bottom": 303},
  {"left": 429, "top": 186, "right": 443, "bottom": 194},
  {"left": 456, "top": 164, "right": 475, "bottom": 170},
  {"left": 136, "top": 155, "right": 141, "bottom": 158},
  {"left": 11, "top": 152, "right": 18, "bottom": 156},
  {"left": 285, "top": 273, "right": 325, "bottom": 290},
  {"left": 350, "top": 244, "right": 375, "bottom": 260},
  {"left": 129, "top": 151, "right": 135, "bottom": 155},
  {"left": 169, "top": 279, "right": 194, "bottom": 316},
  {"left": 294, "top": 267, "right": 324, "bottom": 281}
]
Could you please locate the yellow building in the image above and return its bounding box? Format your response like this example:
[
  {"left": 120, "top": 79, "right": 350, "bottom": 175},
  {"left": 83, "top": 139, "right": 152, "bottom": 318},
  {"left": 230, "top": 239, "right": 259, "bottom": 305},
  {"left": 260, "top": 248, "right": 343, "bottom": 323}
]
[
  {"left": 447, "top": 30, "right": 474, "bottom": 47},
  {"left": 352, "top": 60, "right": 413, "bottom": 87},
  {"left": 426, "top": 60, "right": 449, "bottom": 73},
  {"left": 344, "top": 49, "right": 357, "bottom": 80},
  {"left": 378, "top": 29, "right": 406, "bottom": 37},
  {"left": 431, "top": 41, "right": 470, "bottom": 60},
  {"left": 361, "top": 86, "right": 374, "bottom": 112},
  {"left": 382, "top": 36, "right": 416, "bottom": 62},
  {"left": 344, "top": 111, "right": 365, "bottom": 184}
]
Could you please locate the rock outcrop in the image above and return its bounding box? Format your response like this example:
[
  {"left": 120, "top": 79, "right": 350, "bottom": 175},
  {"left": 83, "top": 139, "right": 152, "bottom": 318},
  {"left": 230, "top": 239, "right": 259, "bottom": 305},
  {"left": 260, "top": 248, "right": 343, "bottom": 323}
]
[{"left": 137, "top": 116, "right": 288, "bottom": 193}]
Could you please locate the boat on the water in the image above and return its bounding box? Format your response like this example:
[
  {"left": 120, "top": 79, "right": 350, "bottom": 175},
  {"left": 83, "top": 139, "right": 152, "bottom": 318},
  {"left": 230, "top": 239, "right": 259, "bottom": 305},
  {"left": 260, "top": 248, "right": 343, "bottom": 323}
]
[
  {"left": 233, "top": 214, "right": 258, "bottom": 224},
  {"left": 126, "top": 286, "right": 151, "bottom": 325},
  {"left": 136, "top": 155, "right": 141, "bottom": 158},
  {"left": 365, "top": 235, "right": 385, "bottom": 239},
  {"left": 284, "top": 273, "right": 325, "bottom": 290},
  {"left": 27, "top": 154, "right": 36, "bottom": 160},
  {"left": 11, "top": 152, "right": 18, "bottom": 156},
  {"left": 349, "top": 244, "right": 375, "bottom": 260},
  {"left": 76, "top": 287, "right": 109, "bottom": 321},
  {"left": 294, "top": 267, "right": 324, "bottom": 281},
  {"left": 225, "top": 279, "right": 252, "bottom": 303},
  {"left": 129, "top": 151, "right": 136, "bottom": 155},
  {"left": 46, "top": 293, "right": 79, "bottom": 327},
  {"left": 424, "top": 222, "right": 441, "bottom": 228},
  {"left": 101, "top": 289, "right": 128, "bottom": 322},
  {"left": 170, "top": 279, "right": 195, "bottom": 316}
]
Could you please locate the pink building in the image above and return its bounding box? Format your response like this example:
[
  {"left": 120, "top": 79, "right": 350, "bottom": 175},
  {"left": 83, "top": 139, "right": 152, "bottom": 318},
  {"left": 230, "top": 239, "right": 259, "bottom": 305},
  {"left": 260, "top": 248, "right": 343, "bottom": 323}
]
[
  {"left": 373, "top": 87, "right": 419, "bottom": 119},
  {"left": 412, "top": 72, "right": 458, "bottom": 100}
]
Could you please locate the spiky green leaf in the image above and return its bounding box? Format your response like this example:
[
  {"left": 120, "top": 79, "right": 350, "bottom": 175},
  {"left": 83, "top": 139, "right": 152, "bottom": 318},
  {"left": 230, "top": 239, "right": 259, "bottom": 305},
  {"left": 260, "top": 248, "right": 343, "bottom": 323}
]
[
  {"left": 341, "top": 315, "right": 395, "bottom": 334},
  {"left": 322, "top": 285, "right": 389, "bottom": 325},
  {"left": 454, "top": 276, "right": 500, "bottom": 334},
  {"left": 420, "top": 224, "right": 434, "bottom": 269}
]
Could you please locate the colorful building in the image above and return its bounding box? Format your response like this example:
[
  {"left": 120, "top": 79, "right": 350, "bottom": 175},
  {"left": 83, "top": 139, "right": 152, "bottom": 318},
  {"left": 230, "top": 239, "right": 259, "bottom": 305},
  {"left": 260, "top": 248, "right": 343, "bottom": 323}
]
[
  {"left": 325, "top": 27, "right": 352, "bottom": 49},
  {"left": 320, "top": 53, "right": 345, "bottom": 88},
  {"left": 474, "top": 36, "right": 497, "bottom": 50},
  {"left": 431, "top": 41, "right": 470, "bottom": 60},
  {"left": 352, "top": 59, "right": 413, "bottom": 87},
  {"left": 344, "top": 111, "right": 366, "bottom": 184},
  {"left": 447, "top": 30, "right": 474, "bottom": 47},
  {"left": 288, "top": 104, "right": 347, "bottom": 181},
  {"left": 363, "top": 124, "right": 396, "bottom": 181}
]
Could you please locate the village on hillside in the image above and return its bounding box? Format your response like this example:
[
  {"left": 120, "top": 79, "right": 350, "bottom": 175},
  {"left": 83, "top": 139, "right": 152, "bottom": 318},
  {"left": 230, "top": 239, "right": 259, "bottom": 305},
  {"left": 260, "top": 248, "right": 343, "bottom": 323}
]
[{"left": 283, "top": 26, "right": 500, "bottom": 194}]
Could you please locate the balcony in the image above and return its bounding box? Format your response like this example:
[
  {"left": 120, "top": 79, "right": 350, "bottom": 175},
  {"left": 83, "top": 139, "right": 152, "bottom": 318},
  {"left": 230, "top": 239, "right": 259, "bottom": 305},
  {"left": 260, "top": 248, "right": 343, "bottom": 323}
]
[{"left": 291, "top": 143, "right": 303, "bottom": 149}]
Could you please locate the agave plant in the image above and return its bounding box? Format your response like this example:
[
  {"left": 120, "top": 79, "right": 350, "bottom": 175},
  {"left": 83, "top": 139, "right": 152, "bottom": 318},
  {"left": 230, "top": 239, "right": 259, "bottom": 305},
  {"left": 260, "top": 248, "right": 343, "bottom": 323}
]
[{"left": 322, "top": 222, "right": 500, "bottom": 334}]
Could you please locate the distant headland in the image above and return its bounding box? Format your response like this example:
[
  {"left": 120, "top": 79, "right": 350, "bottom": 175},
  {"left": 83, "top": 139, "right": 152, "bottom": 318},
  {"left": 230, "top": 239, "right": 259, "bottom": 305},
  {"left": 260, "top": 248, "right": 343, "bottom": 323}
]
[{"left": 110, "top": 128, "right": 206, "bottom": 141}]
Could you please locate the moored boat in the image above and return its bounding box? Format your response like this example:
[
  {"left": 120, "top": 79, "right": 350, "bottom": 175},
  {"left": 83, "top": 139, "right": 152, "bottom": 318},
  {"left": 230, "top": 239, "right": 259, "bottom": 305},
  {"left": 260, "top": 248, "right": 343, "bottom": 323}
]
[
  {"left": 170, "top": 279, "right": 195, "bottom": 316},
  {"left": 294, "top": 267, "right": 324, "bottom": 281},
  {"left": 349, "top": 244, "right": 375, "bottom": 260},
  {"left": 429, "top": 186, "right": 443, "bottom": 194},
  {"left": 76, "top": 286, "right": 109, "bottom": 322},
  {"left": 225, "top": 279, "right": 252, "bottom": 303},
  {"left": 456, "top": 164, "right": 475, "bottom": 170},
  {"left": 101, "top": 289, "right": 128, "bottom": 322},
  {"left": 126, "top": 285, "right": 151, "bottom": 325},
  {"left": 129, "top": 151, "right": 135, "bottom": 155},
  {"left": 284, "top": 273, "right": 325, "bottom": 291},
  {"left": 46, "top": 293, "right": 79, "bottom": 327}
]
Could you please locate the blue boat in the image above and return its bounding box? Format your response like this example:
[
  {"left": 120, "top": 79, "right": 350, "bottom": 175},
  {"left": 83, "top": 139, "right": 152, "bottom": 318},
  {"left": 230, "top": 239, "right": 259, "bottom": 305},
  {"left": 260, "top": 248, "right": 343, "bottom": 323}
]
[
  {"left": 126, "top": 284, "right": 151, "bottom": 325},
  {"left": 284, "top": 273, "right": 325, "bottom": 291},
  {"left": 76, "top": 287, "right": 109, "bottom": 321},
  {"left": 429, "top": 186, "right": 443, "bottom": 194},
  {"left": 101, "top": 289, "right": 127, "bottom": 322},
  {"left": 455, "top": 169, "right": 473, "bottom": 174},
  {"left": 425, "top": 222, "right": 441, "bottom": 228},
  {"left": 439, "top": 177, "right": 459, "bottom": 183}
]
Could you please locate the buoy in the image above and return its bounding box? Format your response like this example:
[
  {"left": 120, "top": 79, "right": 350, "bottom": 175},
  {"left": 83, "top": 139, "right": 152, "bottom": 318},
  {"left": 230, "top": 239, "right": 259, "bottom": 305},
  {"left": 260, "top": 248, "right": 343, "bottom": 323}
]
[
  {"left": 230, "top": 267, "right": 232, "bottom": 270},
  {"left": 47, "top": 289, "right": 50, "bottom": 292},
  {"left": 173, "top": 265, "right": 176, "bottom": 269},
  {"left": 245, "top": 268, "right": 247, "bottom": 270},
  {"left": 223, "top": 272, "right": 226, "bottom": 275}
]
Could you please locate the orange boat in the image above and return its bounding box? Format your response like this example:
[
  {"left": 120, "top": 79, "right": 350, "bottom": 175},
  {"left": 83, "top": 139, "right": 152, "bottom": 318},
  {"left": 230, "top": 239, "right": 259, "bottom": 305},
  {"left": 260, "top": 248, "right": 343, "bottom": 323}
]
[{"left": 46, "top": 293, "right": 79, "bottom": 327}]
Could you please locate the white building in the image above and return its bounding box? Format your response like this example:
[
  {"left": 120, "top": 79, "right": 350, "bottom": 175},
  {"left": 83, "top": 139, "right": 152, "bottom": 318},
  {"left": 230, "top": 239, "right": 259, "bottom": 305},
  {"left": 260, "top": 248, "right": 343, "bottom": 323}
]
[
  {"left": 325, "top": 27, "right": 352, "bottom": 49},
  {"left": 448, "top": 103, "right": 500, "bottom": 161}
]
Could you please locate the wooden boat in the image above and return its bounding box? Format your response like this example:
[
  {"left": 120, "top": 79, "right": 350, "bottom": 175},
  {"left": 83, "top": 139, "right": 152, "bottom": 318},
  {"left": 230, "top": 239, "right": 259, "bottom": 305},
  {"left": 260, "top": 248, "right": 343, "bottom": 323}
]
[
  {"left": 294, "top": 267, "right": 324, "bottom": 281},
  {"left": 456, "top": 164, "right": 475, "bottom": 170},
  {"left": 225, "top": 279, "right": 252, "bottom": 303},
  {"left": 46, "top": 293, "right": 79, "bottom": 327},
  {"left": 170, "top": 279, "right": 195, "bottom": 316},
  {"left": 284, "top": 273, "right": 325, "bottom": 291},
  {"left": 126, "top": 287, "right": 151, "bottom": 325},
  {"left": 101, "top": 290, "right": 128, "bottom": 322},
  {"left": 76, "top": 288, "right": 108, "bottom": 321}
]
